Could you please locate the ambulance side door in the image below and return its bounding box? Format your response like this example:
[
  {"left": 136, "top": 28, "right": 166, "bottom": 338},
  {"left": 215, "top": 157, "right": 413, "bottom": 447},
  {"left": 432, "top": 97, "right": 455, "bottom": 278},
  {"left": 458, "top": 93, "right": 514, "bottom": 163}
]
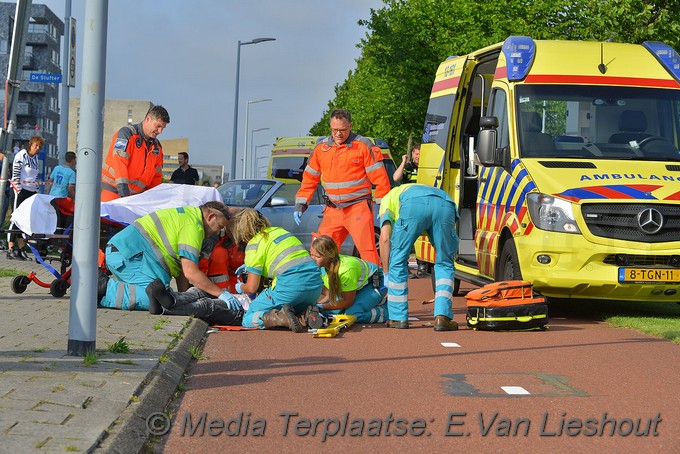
[{"left": 475, "top": 86, "right": 510, "bottom": 278}]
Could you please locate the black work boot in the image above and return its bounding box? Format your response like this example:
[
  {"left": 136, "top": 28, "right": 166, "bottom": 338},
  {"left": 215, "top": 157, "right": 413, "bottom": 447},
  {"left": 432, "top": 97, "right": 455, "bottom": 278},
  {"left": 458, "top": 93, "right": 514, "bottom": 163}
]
[
  {"left": 261, "top": 304, "right": 303, "bottom": 332},
  {"left": 303, "top": 305, "right": 326, "bottom": 330},
  {"left": 97, "top": 270, "right": 110, "bottom": 303},
  {"left": 145, "top": 278, "right": 175, "bottom": 314}
]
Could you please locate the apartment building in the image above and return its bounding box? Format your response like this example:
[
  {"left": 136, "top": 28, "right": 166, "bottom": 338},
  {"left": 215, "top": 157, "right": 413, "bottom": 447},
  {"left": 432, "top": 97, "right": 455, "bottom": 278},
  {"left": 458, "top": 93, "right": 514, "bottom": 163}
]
[{"left": 0, "top": 2, "right": 63, "bottom": 178}]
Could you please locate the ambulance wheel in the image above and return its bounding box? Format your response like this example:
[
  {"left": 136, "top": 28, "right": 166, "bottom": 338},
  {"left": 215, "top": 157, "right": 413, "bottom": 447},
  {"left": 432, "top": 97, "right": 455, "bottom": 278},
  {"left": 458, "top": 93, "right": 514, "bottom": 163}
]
[
  {"left": 11, "top": 275, "right": 30, "bottom": 294},
  {"left": 431, "top": 273, "right": 461, "bottom": 295},
  {"left": 50, "top": 279, "right": 69, "bottom": 298},
  {"left": 497, "top": 240, "right": 523, "bottom": 281}
]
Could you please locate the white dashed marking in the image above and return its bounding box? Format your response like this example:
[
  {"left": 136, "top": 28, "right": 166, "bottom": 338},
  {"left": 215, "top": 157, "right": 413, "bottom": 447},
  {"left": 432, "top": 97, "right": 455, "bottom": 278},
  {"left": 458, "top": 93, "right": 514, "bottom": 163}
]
[
  {"left": 408, "top": 316, "right": 419, "bottom": 321},
  {"left": 441, "top": 342, "right": 461, "bottom": 348},
  {"left": 501, "top": 386, "right": 530, "bottom": 395}
]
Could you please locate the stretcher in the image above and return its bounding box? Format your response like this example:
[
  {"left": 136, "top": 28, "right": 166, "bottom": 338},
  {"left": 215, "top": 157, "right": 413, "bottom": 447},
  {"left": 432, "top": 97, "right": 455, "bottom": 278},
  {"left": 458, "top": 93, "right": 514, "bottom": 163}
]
[
  {"left": 5, "top": 184, "right": 221, "bottom": 297},
  {"left": 309, "top": 314, "right": 357, "bottom": 338}
]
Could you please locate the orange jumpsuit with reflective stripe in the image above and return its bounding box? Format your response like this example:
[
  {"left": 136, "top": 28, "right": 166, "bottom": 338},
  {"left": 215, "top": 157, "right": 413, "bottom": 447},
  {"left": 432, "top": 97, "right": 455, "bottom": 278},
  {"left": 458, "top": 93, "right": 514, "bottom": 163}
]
[
  {"left": 101, "top": 123, "right": 163, "bottom": 202},
  {"left": 198, "top": 236, "right": 245, "bottom": 293},
  {"left": 295, "top": 134, "right": 390, "bottom": 265}
]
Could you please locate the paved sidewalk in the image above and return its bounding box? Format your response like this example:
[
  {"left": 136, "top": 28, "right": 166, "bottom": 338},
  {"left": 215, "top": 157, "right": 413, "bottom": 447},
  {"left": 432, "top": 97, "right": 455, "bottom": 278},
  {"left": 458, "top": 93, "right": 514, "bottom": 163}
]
[{"left": 0, "top": 252, "right": 205, "bottom": 453}]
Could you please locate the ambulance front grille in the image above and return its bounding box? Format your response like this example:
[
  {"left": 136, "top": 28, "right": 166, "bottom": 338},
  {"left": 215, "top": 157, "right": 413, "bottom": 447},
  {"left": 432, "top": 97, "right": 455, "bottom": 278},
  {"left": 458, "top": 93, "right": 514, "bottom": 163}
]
[
  {"left": 603, "top": 255, "right": 679, "bottom": 267},
  {"left": 581, "top": 203, "right": 680, "bottom": 243}
]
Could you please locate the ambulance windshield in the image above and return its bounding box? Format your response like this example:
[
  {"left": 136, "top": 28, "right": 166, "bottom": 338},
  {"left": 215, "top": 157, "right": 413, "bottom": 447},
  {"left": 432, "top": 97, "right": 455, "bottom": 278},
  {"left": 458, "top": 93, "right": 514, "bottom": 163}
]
[{"left": 515, "top": 85, "right": 680, "bottom": 161}]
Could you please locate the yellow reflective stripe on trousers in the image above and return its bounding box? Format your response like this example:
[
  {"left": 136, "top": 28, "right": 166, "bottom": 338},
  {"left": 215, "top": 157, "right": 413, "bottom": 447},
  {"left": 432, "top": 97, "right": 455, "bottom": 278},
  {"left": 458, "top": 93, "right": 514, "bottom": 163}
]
[
  {"left": 115, "top": 281, "right": 125, "bottom": 309},
  {"left": 435, "top": 289, "right": 453, "bottom": 300},
  {"left": 128, "top": 285, "right": 137, "bottom": 311},
  {"left": 436, "top": 278, "right": 454, "bottom": 288}
]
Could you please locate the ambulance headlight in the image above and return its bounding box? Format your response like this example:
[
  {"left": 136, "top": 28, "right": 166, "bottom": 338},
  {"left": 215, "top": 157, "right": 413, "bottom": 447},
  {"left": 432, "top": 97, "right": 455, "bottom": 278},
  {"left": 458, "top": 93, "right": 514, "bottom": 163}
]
[{"left": 527, "top": 193, "right": 581, "bottom": 233}]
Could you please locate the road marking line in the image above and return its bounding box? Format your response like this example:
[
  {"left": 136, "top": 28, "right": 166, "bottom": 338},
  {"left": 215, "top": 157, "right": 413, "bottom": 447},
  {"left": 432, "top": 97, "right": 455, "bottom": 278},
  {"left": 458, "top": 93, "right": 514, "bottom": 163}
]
[
  {"left": 441, "top": 342, "right": 461, "bottom": 348},
  {"left": 408, "top": 316, "right": 419, "bottom": 321},
  {"left": 501, "top": 386, "right": 530, "bottom": 395}
]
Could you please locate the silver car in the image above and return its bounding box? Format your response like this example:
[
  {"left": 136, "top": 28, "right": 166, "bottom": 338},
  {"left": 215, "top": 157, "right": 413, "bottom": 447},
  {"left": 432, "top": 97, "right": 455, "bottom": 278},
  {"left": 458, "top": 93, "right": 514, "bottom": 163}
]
[{"left": 217, "top": 179, "right": 378, "bottom": 255}]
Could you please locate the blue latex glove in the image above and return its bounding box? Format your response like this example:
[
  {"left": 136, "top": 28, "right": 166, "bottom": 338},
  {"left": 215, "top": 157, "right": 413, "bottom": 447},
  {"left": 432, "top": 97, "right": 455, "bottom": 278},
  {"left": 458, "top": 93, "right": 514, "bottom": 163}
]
[
  {"left": 316, "top": 303, "right": 325, "bottom": 311},
  {"left": 235, "top": 282, "right": 245, "bottom": 294},
  {"left": 218, "top": 291, "right": 240, "bottom": 311},
  {"left": 382, "top": 274, "right": 390, "bottom": 290},
  {"left": 293, "top": 211, "right": 303, "bottom": 226},
  {"left": 235, "top": 264, "right": 247, "bottom": 277}
]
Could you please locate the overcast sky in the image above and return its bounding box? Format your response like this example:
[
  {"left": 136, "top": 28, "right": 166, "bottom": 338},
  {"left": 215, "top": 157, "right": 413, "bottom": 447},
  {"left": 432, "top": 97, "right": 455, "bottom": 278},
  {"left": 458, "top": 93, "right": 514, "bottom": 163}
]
[{"left": 37, "top": 0, "right": 385, "bottom": 177}]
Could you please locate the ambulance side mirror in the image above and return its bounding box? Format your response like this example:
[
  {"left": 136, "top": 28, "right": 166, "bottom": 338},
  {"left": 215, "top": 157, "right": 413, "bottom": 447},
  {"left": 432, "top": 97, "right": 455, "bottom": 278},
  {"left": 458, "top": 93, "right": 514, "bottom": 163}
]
[{"left": 477, "top": 116, "right": 500, "bottom": 166}]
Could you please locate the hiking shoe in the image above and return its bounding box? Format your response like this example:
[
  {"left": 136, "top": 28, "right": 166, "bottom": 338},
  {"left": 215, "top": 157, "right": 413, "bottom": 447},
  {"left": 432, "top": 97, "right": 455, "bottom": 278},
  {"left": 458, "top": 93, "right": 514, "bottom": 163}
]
[
  {"left": 434, "top": 315, "right": 459, "bottom": 331},
  {"left": 305, "top": 305, "right": 326, "bottom": 330},
  {"left": 387, "top": 320, "right": 409, "bottom": 329}
]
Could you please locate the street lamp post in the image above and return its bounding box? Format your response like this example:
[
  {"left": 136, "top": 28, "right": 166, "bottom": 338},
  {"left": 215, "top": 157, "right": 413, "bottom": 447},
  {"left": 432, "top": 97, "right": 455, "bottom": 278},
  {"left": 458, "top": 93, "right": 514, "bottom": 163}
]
[
  {"left": 230, "top": 37, "right": 275, "bottom": 181},
  {"left": 254, "top": 143, "right": 270, "bottom": 178},
  {"left": 243, "top": 98, "right": 271, "bottom": 178},
  {"left": 246, "top": 127, "right": 269, "bottom": 178}
]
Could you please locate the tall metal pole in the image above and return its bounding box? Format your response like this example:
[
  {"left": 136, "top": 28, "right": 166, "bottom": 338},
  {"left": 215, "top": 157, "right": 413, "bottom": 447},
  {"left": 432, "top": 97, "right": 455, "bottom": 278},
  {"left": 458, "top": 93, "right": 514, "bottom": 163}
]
[
  {"left": 229, "top": 37, "right": 275, "bottom": 181},
  {"left": 249, "top": 127, "right": 269, "bottom": 178},
  {"left": 58, "top": 0, "right": 72, "bottom": 165},
  {"left": 229, "top": 40, "right": 241, "bottom": 181},
  {"left": 254, "top": 143, "right": 270, "bottom": 178},
  {"left": 243, "top": 98, "right": 270, "bottom": 179},
  {"left": 67, "top": 0, "right": 108, "bottom": 356}
]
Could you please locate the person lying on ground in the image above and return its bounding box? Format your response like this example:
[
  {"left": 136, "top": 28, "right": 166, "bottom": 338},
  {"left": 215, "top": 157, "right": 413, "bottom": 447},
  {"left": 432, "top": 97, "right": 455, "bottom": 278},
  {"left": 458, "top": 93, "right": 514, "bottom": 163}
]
[{"left": 145, "top": 278, "right": 250, "bottom": 326}]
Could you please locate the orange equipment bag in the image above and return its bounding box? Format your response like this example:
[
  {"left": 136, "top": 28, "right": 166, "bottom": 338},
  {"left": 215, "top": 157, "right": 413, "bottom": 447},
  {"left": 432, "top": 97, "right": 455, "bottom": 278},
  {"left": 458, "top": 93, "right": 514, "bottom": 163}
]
[
  {"left": 465, "top": 280, "right": 548, "bottom": 331},
  {"left": 465, "top": 280, "right": 534, "bottom": 302}
]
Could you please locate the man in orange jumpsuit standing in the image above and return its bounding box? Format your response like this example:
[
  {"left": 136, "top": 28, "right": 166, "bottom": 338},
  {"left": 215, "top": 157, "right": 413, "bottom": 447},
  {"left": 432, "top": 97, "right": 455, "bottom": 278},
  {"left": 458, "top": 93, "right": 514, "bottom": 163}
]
[
  {"left": 294, "top": 109, "right": 390, "bottom": 266},
  {"left": 101, "top": 105, "right": 170, "bottom": 202}
]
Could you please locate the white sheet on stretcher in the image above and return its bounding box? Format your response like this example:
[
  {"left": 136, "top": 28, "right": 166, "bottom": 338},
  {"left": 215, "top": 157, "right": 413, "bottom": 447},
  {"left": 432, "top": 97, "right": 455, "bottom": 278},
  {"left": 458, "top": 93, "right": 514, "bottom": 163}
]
[{"left": 10, "top": 183, "right": 222, "bottom": 235}]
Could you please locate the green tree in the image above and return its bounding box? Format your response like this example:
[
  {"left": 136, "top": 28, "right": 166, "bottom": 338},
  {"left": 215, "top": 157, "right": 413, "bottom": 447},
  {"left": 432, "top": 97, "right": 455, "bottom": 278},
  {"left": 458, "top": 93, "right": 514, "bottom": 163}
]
[{"left": 311, "top": 0, "right": 680, "bottom": 159}]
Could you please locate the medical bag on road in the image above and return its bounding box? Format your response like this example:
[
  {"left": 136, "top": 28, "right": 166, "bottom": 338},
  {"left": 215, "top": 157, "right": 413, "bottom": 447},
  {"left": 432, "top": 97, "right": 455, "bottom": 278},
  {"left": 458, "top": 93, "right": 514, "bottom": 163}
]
[{"left": 465, "top": 280, "right": 548, "bottom": 331}]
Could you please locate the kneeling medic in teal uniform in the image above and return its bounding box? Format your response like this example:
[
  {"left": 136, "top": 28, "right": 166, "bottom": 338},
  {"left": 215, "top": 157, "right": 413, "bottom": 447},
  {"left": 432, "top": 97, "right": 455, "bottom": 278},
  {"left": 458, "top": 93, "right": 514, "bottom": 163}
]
[
  {"left": 232, "top": 209, "right": 323, "bottom": 332},
  {"left": 100, "top": 201, "right": 232, "bottom": 311},
  {"left": 310, "top": 235, "right": 388, "bottom": 323}
]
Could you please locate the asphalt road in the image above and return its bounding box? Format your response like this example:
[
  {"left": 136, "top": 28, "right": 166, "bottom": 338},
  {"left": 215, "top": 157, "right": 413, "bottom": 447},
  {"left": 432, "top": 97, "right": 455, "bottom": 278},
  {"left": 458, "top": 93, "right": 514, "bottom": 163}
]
[{"left": 157, "top": 277, "right": 680, "bottom": 453}]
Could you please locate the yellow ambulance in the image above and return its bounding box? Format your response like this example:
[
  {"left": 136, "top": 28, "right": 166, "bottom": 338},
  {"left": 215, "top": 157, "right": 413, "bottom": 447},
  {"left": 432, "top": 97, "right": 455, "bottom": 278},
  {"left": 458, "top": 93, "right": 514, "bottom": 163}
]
[
  {"left": 416, "top": 36, "right": 680, "bottom": 302},
  {"left": 268, "top": 135, "right": 398, "bottom": 186}
]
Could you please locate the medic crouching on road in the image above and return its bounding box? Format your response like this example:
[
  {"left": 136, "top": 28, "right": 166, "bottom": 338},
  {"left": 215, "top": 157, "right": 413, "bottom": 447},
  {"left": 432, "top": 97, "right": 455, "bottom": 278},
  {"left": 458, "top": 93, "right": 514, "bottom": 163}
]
[{"left": 294, "top": 109, "right": 390, "bottom": 266}]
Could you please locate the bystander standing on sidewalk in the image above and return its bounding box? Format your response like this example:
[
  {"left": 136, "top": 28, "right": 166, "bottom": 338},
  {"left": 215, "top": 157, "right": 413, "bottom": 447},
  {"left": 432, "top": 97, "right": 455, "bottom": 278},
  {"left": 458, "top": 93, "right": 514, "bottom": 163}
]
[
  {"left": 170, "top": 152, "right": 200, "bottom": 185},
  {"left": 7, "top": 136, "right": 44, "bottom": 260},
  {"left": 46, "top": 151, "right": 77, "bottom": 198}
]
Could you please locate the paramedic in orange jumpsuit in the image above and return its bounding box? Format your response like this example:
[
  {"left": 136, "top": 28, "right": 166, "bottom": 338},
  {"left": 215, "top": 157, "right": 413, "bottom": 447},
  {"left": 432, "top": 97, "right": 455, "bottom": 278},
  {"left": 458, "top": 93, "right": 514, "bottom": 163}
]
[
  {"left": 198, "top": 232, "right": 245, "bottom": 293},
  {"left": 294, "top": 109, "right": 390, "bottom": 266},
  {"left": 101, "top": 105, "right": 170, "bottom": 202}
]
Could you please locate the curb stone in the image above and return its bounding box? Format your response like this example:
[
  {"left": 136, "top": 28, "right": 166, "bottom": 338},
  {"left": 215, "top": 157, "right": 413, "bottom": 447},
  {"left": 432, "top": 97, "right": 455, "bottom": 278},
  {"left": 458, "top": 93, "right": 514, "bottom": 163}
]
[{"left": 92, "top": 317, "right": 209, "bottom": 453}]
